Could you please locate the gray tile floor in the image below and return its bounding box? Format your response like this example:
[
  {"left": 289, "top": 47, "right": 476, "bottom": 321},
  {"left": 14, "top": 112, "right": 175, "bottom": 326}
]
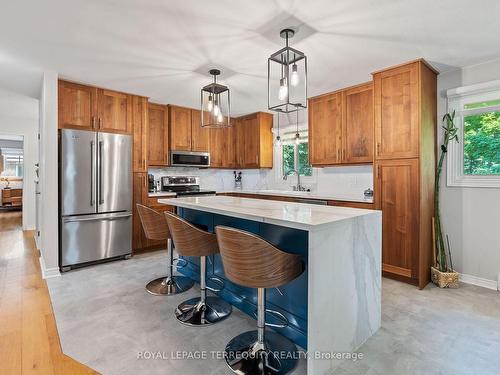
[{"left": 47, "top": 251, "right": 500, "bottom": 375}]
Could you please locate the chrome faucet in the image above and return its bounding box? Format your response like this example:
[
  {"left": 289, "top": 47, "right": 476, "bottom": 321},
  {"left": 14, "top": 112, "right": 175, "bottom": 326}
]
[{"left": 283, "top": 169, "right": 306, "bottom": 191}]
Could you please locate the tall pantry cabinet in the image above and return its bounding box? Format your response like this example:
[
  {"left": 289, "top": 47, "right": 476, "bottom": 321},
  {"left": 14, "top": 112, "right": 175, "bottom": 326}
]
[{"left": 373, "top": 59, "right": 437, "bottom": 289}]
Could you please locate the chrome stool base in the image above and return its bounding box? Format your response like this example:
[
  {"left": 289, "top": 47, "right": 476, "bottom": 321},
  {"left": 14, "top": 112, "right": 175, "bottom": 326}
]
[
  {"left": 175, "top": 296, "right": 232, "bottom": 326},
  {"left": 224, "top": 330, "right": 298, "bottom": 375},
  {"left": 145, "top": 276, "right": 194, "bottom": 296}
]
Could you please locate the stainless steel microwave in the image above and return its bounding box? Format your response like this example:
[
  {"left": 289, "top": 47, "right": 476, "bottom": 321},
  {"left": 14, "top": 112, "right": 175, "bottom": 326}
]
[{"left": 170, "top": 151, "right": 210, "bottom": 167}]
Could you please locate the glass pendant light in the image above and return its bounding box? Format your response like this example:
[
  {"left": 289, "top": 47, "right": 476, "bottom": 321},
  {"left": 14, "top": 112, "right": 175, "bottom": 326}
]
[
  {"left": 201, "top": 69, "right": 231, "bottom": 128},
  {"left": 268, "top": 28, "right": 307, "bottom": 113}
]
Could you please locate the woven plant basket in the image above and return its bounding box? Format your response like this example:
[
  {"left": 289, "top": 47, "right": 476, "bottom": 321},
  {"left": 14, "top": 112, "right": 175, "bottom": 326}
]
[{"left": 431, "top": 266, "right": 459, "bottom": 288}]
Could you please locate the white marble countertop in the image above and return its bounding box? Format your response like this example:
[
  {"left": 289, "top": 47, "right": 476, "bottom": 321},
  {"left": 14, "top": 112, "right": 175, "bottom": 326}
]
[
  {"left": 159, "top": 195, "right": 380, "bottom": 231},
  {"left": 148, "top": 192, "right": 177, "bottom": 198},
  {"left": 219, "top": 189, "right": 374, "bottom": 204}
]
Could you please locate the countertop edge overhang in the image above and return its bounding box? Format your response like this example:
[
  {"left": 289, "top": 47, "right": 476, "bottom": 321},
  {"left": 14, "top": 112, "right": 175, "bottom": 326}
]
[{"left": 158, "top": 196, "right": 381, "bottom": 232}]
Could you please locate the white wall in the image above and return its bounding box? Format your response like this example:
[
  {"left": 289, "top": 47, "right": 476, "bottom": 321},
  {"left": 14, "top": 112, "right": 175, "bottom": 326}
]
[
  {"left": 0, "top": 88, "right": 39, "bottom": 230},
  {"left": 438, "top": 59, "right": 500, "bottom": 284},
  {"left": 38, "top": 72, "right": 59, "bottom": 277}
]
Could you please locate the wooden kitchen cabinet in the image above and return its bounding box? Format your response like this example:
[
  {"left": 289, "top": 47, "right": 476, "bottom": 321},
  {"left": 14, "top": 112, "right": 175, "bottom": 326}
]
[
  {"left": 308, "top": 91, "right": 343, "bottom": 166},
  {"left": 372, "top": 59, "right": 437, "bottom": 289},
  {"left": 240, "top": 114, "right": 260, "bottom": 168},
  {"left": 132, "top": 172, "right": 174, "bottom": 253},
  {"left": 209, "top": 127, "right": 226, "bottom": 168},
  {"left": 58, "top": 80, "right": 132, "bottom": 134},
  {"left": 58, "top": 80, "right": 97, "bottom": 130},
  {"left": 224, "top": 119, "right": 238, "bottom": 168},
  {"left": 97, "top": 89, "right": 132, "bottom": 134},
  {"left": 147, "top": 103, "right": 169, "bottom": 166},
  {"left": 169, "top": 105, "right": 192, "bottom": 151},
  {"left": 309, "top": 83, "right": 373, "bottom": 166},
  {"left": 236, "top": 112, "right": 273, "bottom": 169},
  {"left": 375, "top": 159, "right": 419, "bottom": 280},
  {"left": 132, "top": 172, "right": 149, "bottom": 252},
  {"left": 342, "top": 82, "right": 374, "bottom": 164},
  {"left": 190, "top": 109, "right": 210, "bottom": 152},
  {"left": 132, "top": 96, "right": 148, "bottom": 172},
  {"left": 373, "top": 62, "right": 419, "bottom": 159}
]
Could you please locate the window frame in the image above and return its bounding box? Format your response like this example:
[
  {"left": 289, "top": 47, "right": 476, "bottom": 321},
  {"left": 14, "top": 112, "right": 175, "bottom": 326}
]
[
  {"left": 277, "top": 138, "right": 314, "bottom": 182},
  {"left": 446, "top": 80, "right": 500, "bottom": 188}
]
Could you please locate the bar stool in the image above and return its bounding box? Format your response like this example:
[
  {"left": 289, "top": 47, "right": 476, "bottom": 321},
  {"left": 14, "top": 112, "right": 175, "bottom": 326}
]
[
  {"left": 136, "top": 204, "right": 194, "bottom": 295},
  {"left": 164, "top": 212, "right": 232, "bottom": 326},
  {"left": 216, "top": 226, "right": 304, "bottom": 375}
]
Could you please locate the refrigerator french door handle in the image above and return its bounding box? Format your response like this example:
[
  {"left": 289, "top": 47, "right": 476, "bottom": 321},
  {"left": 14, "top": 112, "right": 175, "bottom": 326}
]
[
  {"left": 63, "top": 212, "right": 132, "bottom": 223},
  {"left": 98, "top": 140, "right": 104, "bottom": 205},
  {"left": 90, "top": 140, "right": 95, "bottom": 206}
]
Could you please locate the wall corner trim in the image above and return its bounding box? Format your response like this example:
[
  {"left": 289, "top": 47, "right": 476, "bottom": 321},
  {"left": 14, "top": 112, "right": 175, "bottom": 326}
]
[
  {"left": 39, "top": 255, "right": 61, "bottom": 279},
  {"left": 460, "top": 273, "right": 498, "bottom": 291}
]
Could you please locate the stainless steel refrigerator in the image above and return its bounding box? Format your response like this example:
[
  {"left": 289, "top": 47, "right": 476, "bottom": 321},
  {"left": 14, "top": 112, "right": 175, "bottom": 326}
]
[{"left": 59, "top": 129, "right": 132, "bottom": 271}]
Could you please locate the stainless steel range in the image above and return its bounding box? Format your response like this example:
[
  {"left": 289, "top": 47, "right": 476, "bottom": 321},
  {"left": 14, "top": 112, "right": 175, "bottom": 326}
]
[{"left": 161, "top": 176, "right": 216, "bottom": 197}]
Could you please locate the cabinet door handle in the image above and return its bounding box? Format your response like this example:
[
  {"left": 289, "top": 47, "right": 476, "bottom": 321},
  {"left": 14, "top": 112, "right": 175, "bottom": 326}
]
[
  {"left": 342, "top": 149, "right": 345, "bottom": 160},
  {"left": 377, "top": 165, "right": 381, "bottom": 179},
  {"left": 92, "top": 116, "right": 96, "bottom": 129},
  {"left": 98, "top": 118, "right": 102, "bottom": 129},
  {"left": 376, "top": 142, "right": 380, "bottom": 155}
]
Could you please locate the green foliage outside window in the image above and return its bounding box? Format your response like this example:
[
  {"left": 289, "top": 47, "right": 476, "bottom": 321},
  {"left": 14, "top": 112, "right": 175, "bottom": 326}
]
[
  {"left": 463, "top": 109, "right": 500, "bottom": 175},
  {"left": 282, "top": 144, "right": 295, "bottom": 176},
  {"left": 297, "top": 143, "right": 312, "bottom": 176},
  {"left": 282, "top": 142, "right": 312, "bottom": 177}
]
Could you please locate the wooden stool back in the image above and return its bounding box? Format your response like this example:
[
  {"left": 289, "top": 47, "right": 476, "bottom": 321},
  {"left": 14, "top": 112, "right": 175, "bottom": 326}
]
[
  {"left": 136, "top": 204, "right": 169, "bottom": 241},
  {"left": 164, "top": 212, "right": 219, "bottom": 257},
  {"left": 215, "top": 226, "right": 303, "bottom": 289}
]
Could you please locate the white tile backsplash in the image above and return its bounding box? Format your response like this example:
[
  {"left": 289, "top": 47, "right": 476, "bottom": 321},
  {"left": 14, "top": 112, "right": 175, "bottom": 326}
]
[{"left": 149, "top": 163, "right": 373, "bottom": 200}]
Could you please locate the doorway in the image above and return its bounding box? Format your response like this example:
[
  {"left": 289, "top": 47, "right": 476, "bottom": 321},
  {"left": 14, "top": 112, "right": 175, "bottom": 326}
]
[{"left": 0, "top": 135, "right": 24, "bottom": 222}]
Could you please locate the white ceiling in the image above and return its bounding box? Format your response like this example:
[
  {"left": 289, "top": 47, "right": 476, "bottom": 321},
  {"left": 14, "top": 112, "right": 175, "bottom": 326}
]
[{"left": 1, "top": 0, "right": 500, "bottom": 122}]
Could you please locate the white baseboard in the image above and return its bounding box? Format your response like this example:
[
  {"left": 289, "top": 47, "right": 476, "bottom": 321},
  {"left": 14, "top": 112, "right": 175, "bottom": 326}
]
[
  {"left": 34, "top": 233, "right": 40, "bottom": 250},
  {"left": 39, "top": 255, "right": 60, "bottom": 279},
  {"left": 460, "top": 273, "right": 498, "bottom": 291}
]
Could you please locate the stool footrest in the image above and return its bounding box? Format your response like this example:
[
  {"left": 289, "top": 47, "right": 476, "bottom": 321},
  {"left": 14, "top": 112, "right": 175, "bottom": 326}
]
[
  {"left": 253, "top": 308, "right": 289, "bottom": 329},
  {"left": 206, "top": 276, "right": 225, "bottom": 293}
]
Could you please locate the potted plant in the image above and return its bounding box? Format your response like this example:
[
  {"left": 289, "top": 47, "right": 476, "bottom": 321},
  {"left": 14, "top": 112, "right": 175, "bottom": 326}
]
[{"left": 431, "top": 111, "right": 460, "bottom": 288}]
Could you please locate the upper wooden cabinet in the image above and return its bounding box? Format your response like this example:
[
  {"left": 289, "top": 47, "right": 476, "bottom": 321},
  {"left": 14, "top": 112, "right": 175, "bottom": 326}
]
[
  {"left": 190, "top": 109, "right": 210, "bottom": 152},
  {"left": 147, "top": 103, "right": 169, "bottom": 166},
  {"left": 209, "top": 127, "right": 226, "bottom": 168},
  {"left": 342, "top": 83, "right": 374, "bottom": 164},
  {"left": 58, "top": 80, "right": 132, "bottom": 134},
  {"left": 308, "top": 92, "right": 343, "bottom": 166},
  {"left": 236, "top": 112, "right": 273, "bottom": 169},
  {"left": 373, "top": 62, "right": 419, "bottom": 159},
  {"left": 309, "top": 83, "right": 373, "bottom": 166},
  {"left": 224, "top": 120, "right": 238, "bottom": 169},
  {"left": 169, "top": 106, "right": 210, "bottom": 152},
  {"left": 97, "top": 89, "right": 132, "bottom": 133},
  {"left": 169, "top": 105, "right": 192, "bottom": 151},
  {"left": 58, "top": 80, "right": 97, "bottom": 130},
  {"left": 132, "top": 96, "right": 148, "bottom": 172}
]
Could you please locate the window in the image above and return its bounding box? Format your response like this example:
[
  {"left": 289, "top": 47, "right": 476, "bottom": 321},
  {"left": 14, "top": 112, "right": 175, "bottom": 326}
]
[
  {"left": 463, "top": 101, "right": 500, "bottom": 175},
  {"left": 0, "top": 148, "right": 23, "bottom": 177},
  {"left": 447, "top": 80, "right": 500, "bottom": 187},
  {"left": 281, "top": 141, "right": 312, "bottom": 177}
]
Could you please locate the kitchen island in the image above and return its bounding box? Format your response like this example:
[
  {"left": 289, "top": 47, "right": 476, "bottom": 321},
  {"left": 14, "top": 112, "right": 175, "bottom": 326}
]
[{"left": 159, "top": 195, "right": 382, "bottom": 374}]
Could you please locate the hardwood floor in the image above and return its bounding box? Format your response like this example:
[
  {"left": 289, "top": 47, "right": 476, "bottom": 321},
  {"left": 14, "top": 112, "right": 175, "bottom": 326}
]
[{"left": 0, "top": 212, "right": 98, "bottom": 375}]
